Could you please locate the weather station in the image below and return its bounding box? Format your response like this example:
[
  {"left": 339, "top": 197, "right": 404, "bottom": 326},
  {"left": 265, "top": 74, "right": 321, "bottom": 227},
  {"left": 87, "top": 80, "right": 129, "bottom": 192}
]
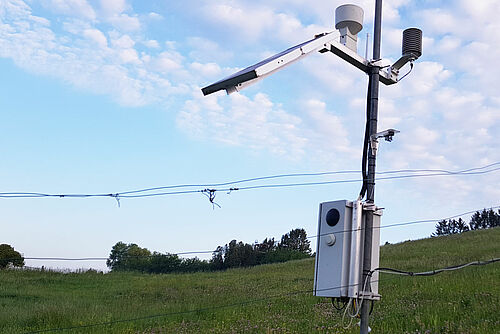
[{"left": 202, "top": 1, "right": 422, "bottom": 333}]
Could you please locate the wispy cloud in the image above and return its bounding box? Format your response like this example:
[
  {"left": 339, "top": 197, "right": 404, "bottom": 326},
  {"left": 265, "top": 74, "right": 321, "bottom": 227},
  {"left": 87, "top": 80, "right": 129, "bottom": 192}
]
[
  {"left": 0, "top": 0, "right": 191, "bottom": 106},
  {"left": 0, "top": 0, "right": 498, "bottom": 200}
]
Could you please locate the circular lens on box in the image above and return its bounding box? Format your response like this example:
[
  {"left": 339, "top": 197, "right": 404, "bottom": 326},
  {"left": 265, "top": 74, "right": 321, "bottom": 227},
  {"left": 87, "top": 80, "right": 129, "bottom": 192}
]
[{"left": 326, "top": 208, "right": 340, "bottom": 226}]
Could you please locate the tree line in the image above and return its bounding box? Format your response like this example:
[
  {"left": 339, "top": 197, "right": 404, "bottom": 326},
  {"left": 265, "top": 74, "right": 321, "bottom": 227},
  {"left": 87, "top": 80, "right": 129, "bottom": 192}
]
[
  {"left": 106, "top": 228, "right": 312, "bottom": 273},
  {"left": 2, "top": 208, "right": 498, "bottom": 271},
  {"left": 432, "top": 208, "right": 500, "bottom": 236}
]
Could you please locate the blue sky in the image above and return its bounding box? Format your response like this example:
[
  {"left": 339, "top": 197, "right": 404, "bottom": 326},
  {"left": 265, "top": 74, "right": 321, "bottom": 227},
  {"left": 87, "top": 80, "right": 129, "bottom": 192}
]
[{"left": 0, "top": 0, "right": 499, "bottom": 271}]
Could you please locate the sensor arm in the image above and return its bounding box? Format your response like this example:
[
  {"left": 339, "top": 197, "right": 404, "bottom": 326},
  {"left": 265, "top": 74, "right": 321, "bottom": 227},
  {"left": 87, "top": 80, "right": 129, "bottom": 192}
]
[
  {"left": 201, "top": 32, "right": 340, "bottom": 96},
  {"left": 320, "top": 40, "right": 398, "bottom": 85},
  {"left": 201, "top": 29, "right": 404, "bottom": 96}
]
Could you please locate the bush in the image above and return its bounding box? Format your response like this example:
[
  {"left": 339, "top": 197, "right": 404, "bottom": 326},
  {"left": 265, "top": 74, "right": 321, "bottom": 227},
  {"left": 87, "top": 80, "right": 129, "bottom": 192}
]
[{"left": 0, "top": 244, "right": 24, "bottom": 269}]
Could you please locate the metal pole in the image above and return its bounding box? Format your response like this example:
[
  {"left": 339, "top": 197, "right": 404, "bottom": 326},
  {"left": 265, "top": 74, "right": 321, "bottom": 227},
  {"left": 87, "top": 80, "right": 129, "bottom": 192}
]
[{"left": 360, "top": 0, "right": 382, "bottom": 333}]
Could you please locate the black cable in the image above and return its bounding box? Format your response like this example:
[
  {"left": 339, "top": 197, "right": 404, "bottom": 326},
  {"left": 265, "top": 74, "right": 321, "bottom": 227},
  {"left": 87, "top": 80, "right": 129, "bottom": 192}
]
[
  {"left": 377, "top": 161, "right": 500, "bottom": 175},
  {"left": 374, "top": 258, "right": 500, "bottom": 277},
  {"left": 359, "top": 76, "right": 372, "bottom": 200},
  {"left": 216, "top": 167, "right": 500, "bottom": 194},
  {"left": 1, "top": 162, "right": 499, "bottom": 199},
  {"left": 117, "top": 170, "right": 362, "bottom": 195},
  {"left": 397, "top": 62, "right": 414, "bottom": 82},
  {"left": 331, "top": 297, "right": 349, "bottom": 311}
]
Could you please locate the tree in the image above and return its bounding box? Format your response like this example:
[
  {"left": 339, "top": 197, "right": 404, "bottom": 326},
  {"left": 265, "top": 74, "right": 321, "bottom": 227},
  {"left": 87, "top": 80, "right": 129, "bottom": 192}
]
[
  {"left": 432, "top": 208, "right": 500, "bottom": 237},
  {"left": 469, "top": 209, "right": 499, "bottom": 230},
  {"left": 254, "top": 237, "right": 276, "bottom": 253},
  {"left": 433, "top": 218, "right": 468, "bottom": 236},
  {"left": 106, "top": 242, "right": 152, "bottom": 272},
  {"left": 0, "top": 244, "right": 24, "bottom": 269},
  {"left": 433, "top": 219, "right": 449, "bottom": 236},
  {"left": 210, "top": 246, "right": 225, "bottom": 270},
  {"left": 223, "top": 240, "right": 257, "bottom": 268},
  {"left": 469, "top": 210, "right": 488, "bottom": 230},
  {"left": 454, "top": 218, "right": 469, "bottom": 233},
  {"left": 179, "top": 257, "right": 211, "bottom": 273},
  {"left": 278, "top": 228, "right": 311, "bottom": 254},
  {"left": 148, "top": 252, "right": 181, "bottom": 274},
  {"left": 254, "top": 237, "right": 276, "bottom": 264}
]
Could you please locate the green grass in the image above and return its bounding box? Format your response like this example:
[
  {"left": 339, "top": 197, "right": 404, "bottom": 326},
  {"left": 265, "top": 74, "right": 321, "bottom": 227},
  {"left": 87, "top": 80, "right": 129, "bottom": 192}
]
[{"left": 1, "top": 228, "right": 499, "bottom": 333}]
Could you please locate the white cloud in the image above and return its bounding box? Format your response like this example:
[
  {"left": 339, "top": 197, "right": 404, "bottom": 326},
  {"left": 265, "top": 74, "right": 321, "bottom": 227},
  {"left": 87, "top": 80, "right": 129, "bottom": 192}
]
[
  {"left": 118, "top": 48, "right": 139, "bottom": 64},
  {"left": 200, "top": 3, "right": 274, "bottom": 41},
  {"left": 83, "top": 28, "right": 107, "bottom": 47},
  {"left": 459, "top": 0, "right": 500, "bottom": 23},
  {"left": 434, "top": 35, "right": 461, "bottom": 54},
  {"left": 190, "top": 62, "right": 221, "bottom": 78},
  {"left": 1, "top": 0, "right": 499, "bottom": 179},
  {"left": 100, "top": 0, "right": 127, "bottom": 15},
  {"left": 29, "top": 15, "right": 51, "bottom": 26},
  {"left": 177, "top": 91, "right": 356, "bottom": 163},
  {"left": 106, "top": 13, "right": 140, "bottom": 31},
  {"left": 187, "top": 36, "right": 233, "bottom": 63},
  {"left": 148, "top": 12, "right": 162, "bottom": 20},
  {"left": 178, "top": 91, "right": 308, "bottom": 157},
  {"left": 0, "top": 0, "right": 497, "bottom": 224},
  {"left": 0, "top": 0, "right": 191, "bottom": 106},
  {"left": 42, "top": 0, "right": 96, "bottom": 20},
  {"left": 303, "top": 99, "right": 352, "bottom": 154},
  {"left": 143, "top": 39, "right": 159, "bottom": 48},
  {"left": 151, "top": 51, "right": 184, "bottom": 73},
  {"left": 111, "top": 34, "right": 135, "bottom": 48}
]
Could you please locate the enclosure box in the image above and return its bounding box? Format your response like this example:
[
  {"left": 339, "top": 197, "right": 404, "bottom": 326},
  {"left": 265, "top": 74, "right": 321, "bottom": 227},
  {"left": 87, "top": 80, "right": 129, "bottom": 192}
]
[{"left": 313, "top": 199, "right": 382, "bottom": 300}]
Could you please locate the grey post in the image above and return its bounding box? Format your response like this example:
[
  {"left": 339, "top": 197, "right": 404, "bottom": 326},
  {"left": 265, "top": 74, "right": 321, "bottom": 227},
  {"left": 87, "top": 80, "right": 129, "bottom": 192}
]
[{"left": 360, "top": 0, "right": 382, "bottom": 333}]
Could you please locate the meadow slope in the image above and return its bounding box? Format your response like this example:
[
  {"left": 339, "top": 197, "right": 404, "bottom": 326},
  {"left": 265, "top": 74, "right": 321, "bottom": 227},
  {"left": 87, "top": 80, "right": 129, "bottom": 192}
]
[{"left": 1, "top": 228, "right": 499, "bottom": 333}]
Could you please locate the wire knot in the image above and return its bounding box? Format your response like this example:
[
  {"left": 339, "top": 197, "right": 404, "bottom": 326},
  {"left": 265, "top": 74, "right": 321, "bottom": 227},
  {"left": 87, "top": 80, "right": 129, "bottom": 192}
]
[
  {"left": 110, "top": 193, "right": 121, "bottom": 207},
  {"left": 202, "top": 189, "right": 221, "bottom": 209}
]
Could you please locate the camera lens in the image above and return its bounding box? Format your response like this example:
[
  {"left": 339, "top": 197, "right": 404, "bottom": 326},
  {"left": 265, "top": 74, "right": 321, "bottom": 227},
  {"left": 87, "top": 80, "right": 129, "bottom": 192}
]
[{"left": 326, "top": 208, "right": 340, "bottom": 227}]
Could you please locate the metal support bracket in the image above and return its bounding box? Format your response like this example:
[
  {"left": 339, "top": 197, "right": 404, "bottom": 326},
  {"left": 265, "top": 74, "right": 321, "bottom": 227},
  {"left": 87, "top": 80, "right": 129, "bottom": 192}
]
[
  {"left": 369, "top": 128, "right": 400, "bottom": 156},
  {"left": 358, "top": 291, "right": 381, "bottom": 301}
]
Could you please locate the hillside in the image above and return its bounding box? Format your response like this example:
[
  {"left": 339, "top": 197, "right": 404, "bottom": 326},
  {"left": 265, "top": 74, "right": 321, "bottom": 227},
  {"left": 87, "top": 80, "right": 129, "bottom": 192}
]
[{"left": 1, "top": 228, "right": 499, "bottom": 333}]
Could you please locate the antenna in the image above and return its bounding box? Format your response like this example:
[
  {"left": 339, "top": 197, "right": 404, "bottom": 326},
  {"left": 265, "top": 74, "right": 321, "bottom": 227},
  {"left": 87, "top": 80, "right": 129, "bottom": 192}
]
[{"left": 365, "top": 33, "right": 370, "bottom": 59}]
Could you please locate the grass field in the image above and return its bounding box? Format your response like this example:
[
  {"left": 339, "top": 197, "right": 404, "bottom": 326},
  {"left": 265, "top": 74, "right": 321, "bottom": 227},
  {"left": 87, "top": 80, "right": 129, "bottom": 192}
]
[{"left": 1, "top": 228, "right": 499, "bottom": 333}]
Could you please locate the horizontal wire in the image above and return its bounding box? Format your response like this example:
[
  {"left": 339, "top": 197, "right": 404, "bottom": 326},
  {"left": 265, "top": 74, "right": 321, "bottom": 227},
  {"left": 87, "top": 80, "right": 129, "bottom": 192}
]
[
  {"left": 1, "top": 162, "right": 499, "bottom": 199},
  {"left": 15, "top": 205, "right": 499, "bottom": 262},
  {"left": 76, "top": 161, "right": 500, "bottom": 196},
  {"left": 23, "top": 257, "right": 500, "bottom": 333},
  {"left": 231, "top": 167, "right": 500, "bottom": 193},
  {"left": 374, "top": 258, "right": 500, "bottom": 277}
]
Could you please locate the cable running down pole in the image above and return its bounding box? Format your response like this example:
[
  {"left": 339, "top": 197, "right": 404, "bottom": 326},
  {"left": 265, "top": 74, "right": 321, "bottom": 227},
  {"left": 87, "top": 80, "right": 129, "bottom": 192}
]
[{"left": 360, "top": 1, "right": 383, "bottom": 333}]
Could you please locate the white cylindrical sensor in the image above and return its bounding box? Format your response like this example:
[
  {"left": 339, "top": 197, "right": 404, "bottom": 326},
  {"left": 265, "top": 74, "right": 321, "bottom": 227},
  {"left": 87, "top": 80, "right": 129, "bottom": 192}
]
[{"left": 335, "top": 4, "right": 364, "bottom": 34}]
